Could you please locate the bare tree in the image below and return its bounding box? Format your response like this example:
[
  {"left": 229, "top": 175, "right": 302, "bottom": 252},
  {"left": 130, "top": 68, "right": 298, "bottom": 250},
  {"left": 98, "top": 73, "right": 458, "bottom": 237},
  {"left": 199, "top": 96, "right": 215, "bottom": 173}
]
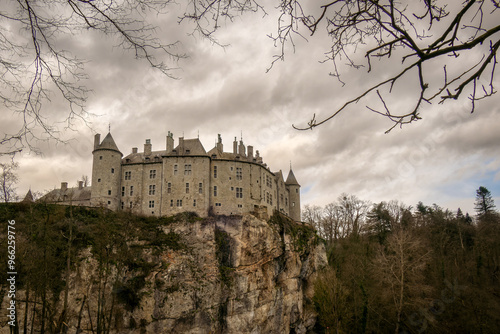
[
  {"left": 337, "top": 193, "right": 371, "bottom": 237},
  {"left": 302, "top": 204, "right": 323, "bottom": 231},
  {"left": 182, "top": 1, "right": 500, "bottom": 132},
  {"left": 322, "top": 202, "right": 343, "bottom": 243},
  {"left": 1, "top": 0, "right": 186, "bottom": 156},
  {"left": 80, "top": 175, "right": 89, "bottom": 187},
  {"left": 0, "top": 161, "right": 19, "bottom": 202},
  {"left": 373, "top": 228, "right": 432, "bottom": 334}
]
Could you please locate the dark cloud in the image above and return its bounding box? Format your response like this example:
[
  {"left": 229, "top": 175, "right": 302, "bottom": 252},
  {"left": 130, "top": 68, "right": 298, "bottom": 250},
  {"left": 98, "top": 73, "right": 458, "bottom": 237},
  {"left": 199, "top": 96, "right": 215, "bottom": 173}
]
[{"left": 4, "top": 3, "right": 499, "bottom": 215}]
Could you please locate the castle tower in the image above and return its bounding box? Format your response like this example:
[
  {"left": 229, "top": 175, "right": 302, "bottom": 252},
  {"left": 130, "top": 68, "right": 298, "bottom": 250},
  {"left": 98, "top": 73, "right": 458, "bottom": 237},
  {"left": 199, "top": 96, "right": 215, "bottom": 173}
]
[
  {"left": 91, "top": 132, "right": 123, "bottom": 210},
  {"left": 285, "top": 168, "right": 301, "bottom": 222}
]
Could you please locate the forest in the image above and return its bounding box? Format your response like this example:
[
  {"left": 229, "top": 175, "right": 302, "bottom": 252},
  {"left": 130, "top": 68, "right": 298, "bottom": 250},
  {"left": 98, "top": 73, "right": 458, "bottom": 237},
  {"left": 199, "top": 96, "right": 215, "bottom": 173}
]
[{"left": 309, "top": 187, "right": 500, "bottom": 333}]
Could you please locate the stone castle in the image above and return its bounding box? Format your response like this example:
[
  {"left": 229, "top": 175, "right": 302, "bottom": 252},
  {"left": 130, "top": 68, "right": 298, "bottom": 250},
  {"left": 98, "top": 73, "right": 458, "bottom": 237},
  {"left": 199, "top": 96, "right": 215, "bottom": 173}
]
[{"left": 44, "top": 132, "right": 301, "bottom": 221}]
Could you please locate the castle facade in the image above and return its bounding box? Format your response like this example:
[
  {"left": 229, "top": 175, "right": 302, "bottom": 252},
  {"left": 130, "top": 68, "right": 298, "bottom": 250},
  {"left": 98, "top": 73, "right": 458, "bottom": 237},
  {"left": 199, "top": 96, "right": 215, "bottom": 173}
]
[{"left": 49, "top": 132, "right": 301, "bottom": 221}]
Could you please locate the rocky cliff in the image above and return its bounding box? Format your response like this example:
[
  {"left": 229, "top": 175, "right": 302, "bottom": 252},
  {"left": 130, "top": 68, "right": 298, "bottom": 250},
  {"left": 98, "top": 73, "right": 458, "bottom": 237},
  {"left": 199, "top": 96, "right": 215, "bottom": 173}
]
[{"left": 0, "top": 209, "right": 326, "bottom": 333}]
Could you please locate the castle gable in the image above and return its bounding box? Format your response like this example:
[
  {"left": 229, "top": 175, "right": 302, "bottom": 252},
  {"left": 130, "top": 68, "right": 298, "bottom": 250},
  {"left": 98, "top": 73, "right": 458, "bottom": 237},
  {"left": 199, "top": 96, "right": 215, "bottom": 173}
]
[{"left": 173, "top": 138, "right": 207, "bottom": 156}]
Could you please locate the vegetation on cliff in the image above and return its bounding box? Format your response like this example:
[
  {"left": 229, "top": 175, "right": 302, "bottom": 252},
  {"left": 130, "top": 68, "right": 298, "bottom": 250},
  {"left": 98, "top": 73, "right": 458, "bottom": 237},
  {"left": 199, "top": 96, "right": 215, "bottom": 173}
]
[{"left": 0, "top": 203, "right": 188, "bottom": 333}]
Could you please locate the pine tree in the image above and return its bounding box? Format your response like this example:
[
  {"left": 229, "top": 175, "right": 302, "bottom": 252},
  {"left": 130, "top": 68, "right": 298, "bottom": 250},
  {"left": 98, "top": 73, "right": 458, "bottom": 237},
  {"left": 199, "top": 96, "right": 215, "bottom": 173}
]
[{"left": 474, "top": 186, "right": 496, "bottom": 222}]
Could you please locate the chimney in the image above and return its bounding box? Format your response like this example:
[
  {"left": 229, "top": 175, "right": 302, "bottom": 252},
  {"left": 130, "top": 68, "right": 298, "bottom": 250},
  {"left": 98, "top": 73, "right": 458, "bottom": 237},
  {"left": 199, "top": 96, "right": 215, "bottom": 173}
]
[
  {"left": 78, "top": 181, "right": 83, "bottom": 190},
  {"left": 132, "top": 147, "right": 138, "bottom": 154},
  {"left": 256, "top": 150, "right": 263, "bottom": 164},
  {"left": 248, "top": 145, "right": 253, "bottom": 158},
  {"left": 217, "top": 134, "right": 223, "bottom": 152},
  {"left": 233, "top": 137, "right": 238, "bottom": 154},
  {"left": 166, "top": 131, "right": 174, "bottom": 153},
  {"left": 61, "top": 182, "right": 68, "bottom": 191},
  {"left": 94, "top": 134, "right": 101, "bottom": 150},
  {"left": 144, "top": 139, "right": 152, "bottom": 156},
  {"left": 179, "top": 137, "right": 184, "bottom": 154},
  {"left": 238, "top": 140, "right": 246, "bottom": 156}
]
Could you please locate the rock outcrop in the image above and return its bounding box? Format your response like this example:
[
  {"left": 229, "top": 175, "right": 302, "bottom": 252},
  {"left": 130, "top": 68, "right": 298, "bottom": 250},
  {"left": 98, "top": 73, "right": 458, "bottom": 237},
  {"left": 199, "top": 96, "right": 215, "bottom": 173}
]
[{"left": 1, "top": 212, "right": 327, "bottom": 333}]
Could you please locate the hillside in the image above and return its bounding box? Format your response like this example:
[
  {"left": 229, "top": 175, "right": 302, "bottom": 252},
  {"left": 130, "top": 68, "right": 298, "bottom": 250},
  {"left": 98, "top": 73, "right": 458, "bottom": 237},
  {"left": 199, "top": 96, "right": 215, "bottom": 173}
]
[{"left": 0, "top": 203, "right": 326, "bottom": 333}]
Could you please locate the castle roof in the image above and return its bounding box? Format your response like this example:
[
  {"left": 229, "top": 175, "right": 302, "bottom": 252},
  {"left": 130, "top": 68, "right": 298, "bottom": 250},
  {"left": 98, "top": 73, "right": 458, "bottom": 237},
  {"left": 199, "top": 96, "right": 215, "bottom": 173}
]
[
  {"left": 174, "top": 138, "right": 207, "bottom": 155},
  {"left": 95, "top": 132, "right": 122, "bottom": 155},
  {"left": 40, "top": 186, "right": 92, "bottom": 203},
  {"left": 21, "top": 189, "right": 34, "bottom": 203},
  {"left": 285, "top": 169, "right": 300, "bottom": 186}
]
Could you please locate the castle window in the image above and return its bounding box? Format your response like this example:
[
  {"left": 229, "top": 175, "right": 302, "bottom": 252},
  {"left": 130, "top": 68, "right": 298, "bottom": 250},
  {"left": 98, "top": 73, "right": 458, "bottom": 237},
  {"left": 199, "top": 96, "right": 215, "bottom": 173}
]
[
  {"left": 236, "top": 187, "right": 243, "bottom": 198},
  {"left": 199, "top": 183, "right": 203, "bottom": 194},
  {"left": 99, "top": 156, "right": 103, "bottom": 160},
  {"left": 230, "top": 167, "right": 233, "bottom": 171},
  {"left": 174, "top": 165, "right": 178, "bottom": 175},
  {"left": 98, "top": 178, "right": 101, "bottom": 183},
  {"left": 122, "top": 187, "right": 125, "bottom": 196},
  {"left": 236, "top": 167, "right": 242, "bottom": 180},
  {"left": 186, "top": 183, "right": 190, "bottom": 194},
  {"left": 121, "top": 202, "right": 124, "bottom": 210},
  {"left": 193, "top": 199, "right": 196, "bottom": 207},
  {"left": 184, "top": 164, "right": 192, "bottom": 175},
  {"left": 176, "top": 199, "right": 182, "bottom": 207},
  {"left": 292, "top": 202, "right": 295, "bottom": 207},
  {"left": 108, "top": 201, "right": 111, "bottom": 205},
  {"left": 213, "top": 166, "right": 217, "bottom": 178},
  {"left": 296, "top": 189, "right": 298, "bottom": 193},
  {"left": 130, "top": 186, "right": 134, "bottom": 196},
  {"left": 170, "top": 199, "right": 173, "bottom": 207},
  {"left": 149, "top": 200, "right": 155, "bottom": 208},
  {"left": 186, "top": 149, "right": 190, "bottom": 154},
  {"left": 108, "top": 190, "right": 112, "bottom": 195},
  {"left": 125, "top": 171, "right": 131, "bottom": 180},
  {"left": 111, "top": 168, "right": 114, "bottom": 174},
  {"left": 167, "top": 182, "right": 171, "bottom": 193},
  {"left": 130, "top": 202, "right": 133, "bottom": 209},
  {"left": 270, "top": 194, "right": 273, "bottom": 206},
  {"left": 238, "top": 204, "right": 242, "bottom": 208},
  {"left": 149, "top": 185, "right": 156, "bottom": 195},
  {"left": 150, "top": 170, "right": 156, "bottom": 179},
  {"left": 215, "top": 203, "right": 221, "bottom": 207},
  {"left": 213, "top": 186, "right": 217, "bottom": 197},
  {"left": 281, "top": 194, "right": 284, "bottom": 203}
]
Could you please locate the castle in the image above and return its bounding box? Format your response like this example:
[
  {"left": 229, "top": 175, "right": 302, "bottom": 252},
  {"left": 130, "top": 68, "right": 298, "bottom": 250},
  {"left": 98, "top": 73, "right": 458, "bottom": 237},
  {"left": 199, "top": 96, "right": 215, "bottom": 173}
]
[{"left": 44, "top": 132, "right": 301, "bottom": 221}]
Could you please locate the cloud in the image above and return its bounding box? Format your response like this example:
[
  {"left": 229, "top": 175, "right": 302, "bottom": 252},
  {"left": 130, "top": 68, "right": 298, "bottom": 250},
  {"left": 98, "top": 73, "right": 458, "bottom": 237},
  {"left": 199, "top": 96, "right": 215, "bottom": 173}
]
[{"left": 3, "top": 2, "right": 500, "bottom": 217}]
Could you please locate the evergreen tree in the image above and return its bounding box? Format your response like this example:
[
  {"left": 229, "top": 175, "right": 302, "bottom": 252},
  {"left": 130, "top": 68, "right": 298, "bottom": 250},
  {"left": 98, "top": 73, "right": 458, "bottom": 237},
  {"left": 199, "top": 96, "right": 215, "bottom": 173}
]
[{"left": 474, "top": 186, "right": 496, "bottom": 220}]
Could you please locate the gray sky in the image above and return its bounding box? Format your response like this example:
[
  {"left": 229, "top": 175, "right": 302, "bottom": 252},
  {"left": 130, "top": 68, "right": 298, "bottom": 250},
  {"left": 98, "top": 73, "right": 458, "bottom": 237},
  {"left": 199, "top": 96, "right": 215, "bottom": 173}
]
[{"left": 4, "top": 2, "right": 500, "bottom": 215}]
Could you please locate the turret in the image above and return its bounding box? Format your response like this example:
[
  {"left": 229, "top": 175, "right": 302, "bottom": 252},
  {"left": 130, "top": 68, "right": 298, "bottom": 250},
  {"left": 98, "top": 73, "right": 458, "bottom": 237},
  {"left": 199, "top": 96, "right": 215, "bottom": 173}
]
[
  {"left": 91, "top": 132, "right": 123, "bottom": 210},
  {"left": 285, "top": 168, "right": 301, "bottom": 222}
]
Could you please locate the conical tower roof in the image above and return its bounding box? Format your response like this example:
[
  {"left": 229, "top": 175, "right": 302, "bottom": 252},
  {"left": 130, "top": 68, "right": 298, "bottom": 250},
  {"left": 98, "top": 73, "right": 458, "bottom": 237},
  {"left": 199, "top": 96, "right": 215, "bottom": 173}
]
[
  {"left": 21, "top": 189, "right": 34, "bottom": 203},
  {"left": 285, "top": 168, "right": 300, "bottom": 186},
  {"left": 94, "top": 132, "right": 122, "bottom": 155}
]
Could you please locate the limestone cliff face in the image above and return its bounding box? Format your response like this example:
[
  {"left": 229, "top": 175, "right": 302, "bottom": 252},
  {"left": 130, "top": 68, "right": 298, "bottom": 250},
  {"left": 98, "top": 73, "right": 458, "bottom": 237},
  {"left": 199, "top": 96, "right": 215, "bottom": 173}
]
[{"left": 1, "top": 213, "right": 327, "bottom": 334}]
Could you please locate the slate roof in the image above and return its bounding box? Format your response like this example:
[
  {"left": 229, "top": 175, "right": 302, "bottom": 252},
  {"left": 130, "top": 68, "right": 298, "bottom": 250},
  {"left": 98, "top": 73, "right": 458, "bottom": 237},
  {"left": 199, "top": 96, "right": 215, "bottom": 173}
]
[
  {"left": 285, "top": 169, "right": 300, "bottom": 186},
  {"left": 95, "top": 132, "right": 122, "bottom": 155}
]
